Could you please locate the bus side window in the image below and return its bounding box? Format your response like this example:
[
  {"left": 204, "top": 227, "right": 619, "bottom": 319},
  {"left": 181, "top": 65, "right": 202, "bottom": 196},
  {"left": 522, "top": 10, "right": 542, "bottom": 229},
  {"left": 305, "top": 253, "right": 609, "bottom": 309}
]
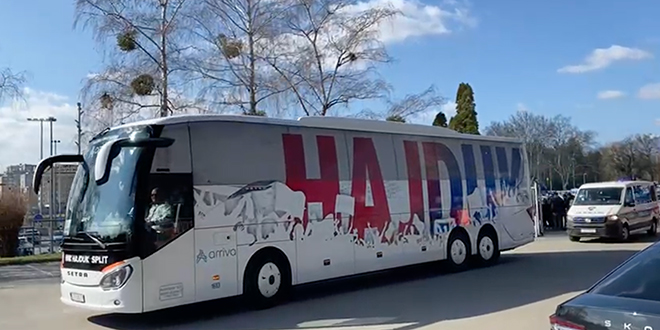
[{"left": 145, "top": 173, "right": 194, "bottom": 249}]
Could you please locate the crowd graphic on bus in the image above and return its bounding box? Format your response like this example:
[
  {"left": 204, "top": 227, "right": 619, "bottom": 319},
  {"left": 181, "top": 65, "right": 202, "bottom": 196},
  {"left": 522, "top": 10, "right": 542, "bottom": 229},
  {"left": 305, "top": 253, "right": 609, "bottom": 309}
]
[{"left": 192, "top": 133, "right": 531, "bottom": 250}]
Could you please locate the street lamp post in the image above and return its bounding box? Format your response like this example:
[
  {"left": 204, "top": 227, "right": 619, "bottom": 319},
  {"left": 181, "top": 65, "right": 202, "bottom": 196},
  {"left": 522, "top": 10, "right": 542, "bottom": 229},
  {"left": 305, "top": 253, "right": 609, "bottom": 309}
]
[
  {"left": 53, "top": 140, "right": 61, "bottom": 215},
  {"left": 27, "top": 116, "right": 57, "bottom": 253},
  {"left": 47, "top": 117, "right": 56, "bottom": 253},
  {"left": 27, "top": 117, "right": 56, "bottom": 216}
]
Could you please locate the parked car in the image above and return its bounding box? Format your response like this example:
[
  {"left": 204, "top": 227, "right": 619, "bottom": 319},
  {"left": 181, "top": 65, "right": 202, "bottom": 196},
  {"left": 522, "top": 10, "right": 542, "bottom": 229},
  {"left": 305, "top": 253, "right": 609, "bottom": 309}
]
[
  {"left": 550, "top": 241, "right": 660, "bottom": 329},
  {"left": 15, "top": 237, "right": 34, "bottom": 256},
  {"left": 18, "top": 227, "right": 41, "bottom": 245}
]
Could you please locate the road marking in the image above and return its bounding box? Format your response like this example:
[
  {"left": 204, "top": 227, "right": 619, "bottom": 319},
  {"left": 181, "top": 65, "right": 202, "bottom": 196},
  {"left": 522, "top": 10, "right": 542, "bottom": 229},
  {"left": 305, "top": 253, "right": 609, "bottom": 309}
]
[{"left": 25, "top": 264, "right": 53, "bottom": 277}]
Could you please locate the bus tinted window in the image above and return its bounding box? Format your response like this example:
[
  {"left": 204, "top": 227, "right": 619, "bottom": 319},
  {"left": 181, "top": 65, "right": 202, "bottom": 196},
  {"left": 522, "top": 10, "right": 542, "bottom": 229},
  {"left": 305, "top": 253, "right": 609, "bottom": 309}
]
[{"left": 144, "top": 173, "right": 194, "bottom": 251}]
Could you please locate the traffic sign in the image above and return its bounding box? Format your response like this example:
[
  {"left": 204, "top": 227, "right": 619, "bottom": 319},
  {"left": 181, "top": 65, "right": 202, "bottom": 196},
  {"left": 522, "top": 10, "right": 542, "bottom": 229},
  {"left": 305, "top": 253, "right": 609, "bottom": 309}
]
[{"left": 33, "top": 214, "right": 43, "bottom": 222}]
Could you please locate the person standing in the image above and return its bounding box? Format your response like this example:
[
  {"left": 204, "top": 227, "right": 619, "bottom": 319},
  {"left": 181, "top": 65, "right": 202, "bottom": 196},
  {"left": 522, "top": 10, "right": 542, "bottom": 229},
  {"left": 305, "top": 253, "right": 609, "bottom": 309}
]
[{"left": 550, "top": 193, "right": 565, "bottom": 230}]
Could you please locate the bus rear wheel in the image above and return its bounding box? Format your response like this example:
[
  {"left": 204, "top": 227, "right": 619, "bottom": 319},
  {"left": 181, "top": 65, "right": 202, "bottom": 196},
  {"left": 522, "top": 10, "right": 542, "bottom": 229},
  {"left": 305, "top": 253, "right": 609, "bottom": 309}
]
[
  {"left": 244, "top": 253, "right": 290, "bottom": 309},
  {"left": 476, "top": 228, "right": 500, "bottom": 267}
]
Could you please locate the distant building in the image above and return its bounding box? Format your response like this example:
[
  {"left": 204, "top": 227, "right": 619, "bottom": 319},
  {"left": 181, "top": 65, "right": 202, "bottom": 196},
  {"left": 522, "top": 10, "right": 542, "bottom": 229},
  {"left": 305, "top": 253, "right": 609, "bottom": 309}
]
[
  {"left": 0, "top": 163, "right": 77, "bottom": 216},
  {"left": 3, "top": 163, "right": 36, "bottom": 194},
  {"left": 41, "top": 164, "right": 77, "bottom": 214},
  {"left": 0, "top": 164, "right": 38, "bottom": 214}
]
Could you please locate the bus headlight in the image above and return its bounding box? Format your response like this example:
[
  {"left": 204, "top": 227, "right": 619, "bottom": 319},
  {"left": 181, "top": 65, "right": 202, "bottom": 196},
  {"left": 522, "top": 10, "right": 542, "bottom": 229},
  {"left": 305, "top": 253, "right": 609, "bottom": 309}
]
[{"left": 100, "top": 264, "right": 133, "bottom": 291}]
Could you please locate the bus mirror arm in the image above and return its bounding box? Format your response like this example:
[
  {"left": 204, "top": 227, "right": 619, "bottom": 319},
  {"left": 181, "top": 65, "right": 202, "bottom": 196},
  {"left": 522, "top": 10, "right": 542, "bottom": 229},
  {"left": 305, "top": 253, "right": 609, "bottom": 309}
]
[
  {"left": 95, "top": 137, "right": 175, "bottom": 186},
  {"left": 33, "top": 154, "right": 85, "bottom": 194}
]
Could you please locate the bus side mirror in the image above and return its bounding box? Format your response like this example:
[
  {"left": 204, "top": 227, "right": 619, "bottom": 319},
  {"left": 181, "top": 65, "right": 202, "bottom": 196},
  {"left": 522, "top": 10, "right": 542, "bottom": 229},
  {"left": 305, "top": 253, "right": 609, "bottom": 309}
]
[
  {"left": 33, "top": 154, "right": 85, "bottom": 194},
  {"left": 95, "top": 137, "right": 175, "bottom": 186}
]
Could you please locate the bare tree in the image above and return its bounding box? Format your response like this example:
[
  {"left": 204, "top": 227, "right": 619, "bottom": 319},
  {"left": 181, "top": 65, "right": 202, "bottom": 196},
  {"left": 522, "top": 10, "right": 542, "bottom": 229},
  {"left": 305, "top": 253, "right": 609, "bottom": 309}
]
[
  {"left": 633, "top": 134, "right": 659, "bottom": 180},
  {"left": 603, "top": 134, "right": 660, "bottom": 180},
  {"left": 266, "top": 0, "right": 397, "bottom": 116},
  {"left": 485, "top": 111, "right": 554, "bottom": 181},
  {"left": 603, "top": 138, "right": 638, "bottom": 179},
  {"left": 0, "top": 68, "right": 27, "bottom": 102},
  {"left": 75, "top": 0, "right": 195, "bottom": 123},
  {"left": 546, "top": 115, "right": 595, "bottom": 189},
  {"left": 358, "top": 85, "right": 446, "bottom": 123},
  {"left": 385, "top": 85, "right": 446, "bottom": 122},
  {"left": 185, "top": 0, "right": 291, "bottom": 116}
]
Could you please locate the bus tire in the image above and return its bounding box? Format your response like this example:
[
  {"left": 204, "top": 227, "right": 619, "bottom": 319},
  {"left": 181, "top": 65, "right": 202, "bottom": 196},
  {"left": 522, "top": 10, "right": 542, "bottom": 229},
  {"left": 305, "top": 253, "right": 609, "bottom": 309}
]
[
  {"left": 446, "top": 229, "right": 471, "bottom": 272},
  {"left": 476, "top": 226, "right": 500, "bottom": 267},
  {"left": 243, "top": 251, "right": 291, "bottom": 309}
]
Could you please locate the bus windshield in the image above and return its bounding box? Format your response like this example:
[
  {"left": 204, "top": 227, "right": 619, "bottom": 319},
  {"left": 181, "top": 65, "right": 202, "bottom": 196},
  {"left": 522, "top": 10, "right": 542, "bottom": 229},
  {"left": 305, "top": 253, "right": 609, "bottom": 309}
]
[
  {"left": 573, "top": 187, "right": 624, "bottom": 206},
  {"left": 63, "top": 125, "right": 152, "bottom": 243}
]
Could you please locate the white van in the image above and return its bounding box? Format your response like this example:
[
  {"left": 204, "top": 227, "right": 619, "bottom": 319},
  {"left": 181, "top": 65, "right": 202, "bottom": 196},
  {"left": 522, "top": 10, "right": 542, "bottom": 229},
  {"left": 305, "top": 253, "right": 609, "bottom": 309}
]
[{"left": 566, "top": 181, "right": 660, "bottom": 242}]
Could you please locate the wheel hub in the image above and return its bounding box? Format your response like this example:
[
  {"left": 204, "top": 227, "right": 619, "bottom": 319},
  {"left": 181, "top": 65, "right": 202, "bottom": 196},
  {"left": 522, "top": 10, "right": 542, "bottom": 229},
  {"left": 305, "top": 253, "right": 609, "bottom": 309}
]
[
  {"left": 479, "top": 236, "right": 494, "bottom": 260},
  {"left": 257, "top": 262, "right": 281, "bottom": 298},
  {"left": 450, "top": 239, "right": 467, "bottom": 265}
]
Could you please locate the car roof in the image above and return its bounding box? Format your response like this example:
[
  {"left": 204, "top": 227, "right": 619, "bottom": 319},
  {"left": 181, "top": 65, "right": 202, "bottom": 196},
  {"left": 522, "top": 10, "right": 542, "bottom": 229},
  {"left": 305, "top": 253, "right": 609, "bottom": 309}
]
[{"left": 578, "top": 181, "right": 655, "bottom": 189}]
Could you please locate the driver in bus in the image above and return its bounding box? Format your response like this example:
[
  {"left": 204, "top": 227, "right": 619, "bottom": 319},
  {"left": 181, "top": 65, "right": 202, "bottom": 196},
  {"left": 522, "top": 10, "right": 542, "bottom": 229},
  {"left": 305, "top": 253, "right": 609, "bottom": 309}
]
[{"left": 145, "top": 187, "right": 175, "bottom": 239}]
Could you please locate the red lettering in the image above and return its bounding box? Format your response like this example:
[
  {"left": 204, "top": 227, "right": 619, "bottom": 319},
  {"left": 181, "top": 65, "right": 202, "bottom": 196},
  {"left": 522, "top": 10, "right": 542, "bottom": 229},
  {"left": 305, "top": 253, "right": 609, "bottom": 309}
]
[
  {"left": 351, "top": 137, "right": 391, "bottom": 242},
  {"left": 282, "top": 134, "right": 340, "bottom": 236},
  {"left": 401, "top": 140, "right": 424, "bottom": 235},
  {"left": 423, "top": 142, "right": 442, "bottom": 226}
]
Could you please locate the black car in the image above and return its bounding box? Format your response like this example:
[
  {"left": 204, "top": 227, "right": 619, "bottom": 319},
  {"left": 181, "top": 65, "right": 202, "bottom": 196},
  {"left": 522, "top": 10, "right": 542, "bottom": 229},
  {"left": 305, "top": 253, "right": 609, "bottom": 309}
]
[{"left": 551, "top": 241, "right": 660, "bottom": 329}]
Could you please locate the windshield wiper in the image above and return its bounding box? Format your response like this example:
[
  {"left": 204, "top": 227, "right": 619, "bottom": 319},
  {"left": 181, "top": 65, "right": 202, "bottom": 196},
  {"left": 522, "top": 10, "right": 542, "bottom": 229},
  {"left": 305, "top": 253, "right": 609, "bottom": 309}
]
[
  {"left": 78, "top": 231, "right": 106, "bottom": 249},
  {"left": 90, "top": 127, "right": 110, "bottom": 142}
]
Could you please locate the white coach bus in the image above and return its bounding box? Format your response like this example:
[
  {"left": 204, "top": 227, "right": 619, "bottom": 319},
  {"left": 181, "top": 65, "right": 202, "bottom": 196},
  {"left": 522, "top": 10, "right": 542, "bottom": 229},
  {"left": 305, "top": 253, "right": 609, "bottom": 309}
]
[{"left": 33, "top": 114, "right": 535, "bottom": 314}]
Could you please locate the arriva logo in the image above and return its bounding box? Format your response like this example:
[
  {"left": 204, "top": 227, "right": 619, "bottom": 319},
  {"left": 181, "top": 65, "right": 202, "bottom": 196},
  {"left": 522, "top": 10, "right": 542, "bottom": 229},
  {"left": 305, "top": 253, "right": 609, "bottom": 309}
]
[{"left": 196, "top": 248, "right": 237, "bottom": 263}]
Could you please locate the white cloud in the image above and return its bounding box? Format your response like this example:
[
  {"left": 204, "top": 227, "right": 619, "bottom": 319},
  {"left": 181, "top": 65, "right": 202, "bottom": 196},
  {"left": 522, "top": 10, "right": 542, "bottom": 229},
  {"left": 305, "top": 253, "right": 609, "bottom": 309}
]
[
  {"left": 442, "top": 101, "right": 457, "bottom": 117},
  {"left": 638, "top": 83, "right": 660, "bottom": 99},
  {"left": 597, "top": 90, "right": 626, "bottom": 99},
  {"left": 344, "top": 0, "right": 477, "bottom": 44},
  {"left": 516, "top": 102, "right": 529, "bottom": 112},
  {"left": 557, "top": 45, "right": 652, "bottom": 74},
  {"left": 0, "top": 88, "right": 80, "bottom": 171},
  {"left": 247, "top": 0, "right": 476, "bottom": 71}
]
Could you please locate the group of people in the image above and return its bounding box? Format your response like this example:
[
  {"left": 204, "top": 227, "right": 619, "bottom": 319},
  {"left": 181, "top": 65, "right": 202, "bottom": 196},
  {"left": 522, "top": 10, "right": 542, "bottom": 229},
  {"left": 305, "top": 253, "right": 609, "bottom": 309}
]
[{"left": 541, "top": 192, "right": 574, "bottom": 230}]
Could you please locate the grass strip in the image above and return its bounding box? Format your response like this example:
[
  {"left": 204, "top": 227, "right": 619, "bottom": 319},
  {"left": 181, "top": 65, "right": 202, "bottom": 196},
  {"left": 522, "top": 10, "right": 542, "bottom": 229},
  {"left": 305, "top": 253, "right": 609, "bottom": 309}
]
[{"left": 0, "top": 253, "right": 61, "bottom": 266}]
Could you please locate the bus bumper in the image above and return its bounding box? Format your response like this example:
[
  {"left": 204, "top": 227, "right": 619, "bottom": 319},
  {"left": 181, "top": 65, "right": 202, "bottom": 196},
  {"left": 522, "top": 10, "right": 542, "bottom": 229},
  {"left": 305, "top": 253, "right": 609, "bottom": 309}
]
[{"left": 60, "top": 279, "right": 142, "bottom": 313}]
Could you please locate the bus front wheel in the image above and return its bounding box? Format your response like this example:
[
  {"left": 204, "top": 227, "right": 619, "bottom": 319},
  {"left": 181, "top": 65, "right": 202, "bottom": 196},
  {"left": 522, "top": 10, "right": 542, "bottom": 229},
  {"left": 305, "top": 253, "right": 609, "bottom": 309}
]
[{"left": 244, "top": 252, "right": 291, "bottom": 309}]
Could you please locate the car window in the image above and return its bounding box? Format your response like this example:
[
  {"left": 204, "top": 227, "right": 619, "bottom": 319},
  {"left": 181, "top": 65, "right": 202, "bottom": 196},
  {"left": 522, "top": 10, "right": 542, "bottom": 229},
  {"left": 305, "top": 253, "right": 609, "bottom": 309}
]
[
  {"left": 590, "top": 243, "right": 660, "bottom": 302},
  {"left": 634, "top": 185, "right": 653, "bottom": 204},
  {"left": 625, "top": 187, "right": 635, "bottom": 205}
]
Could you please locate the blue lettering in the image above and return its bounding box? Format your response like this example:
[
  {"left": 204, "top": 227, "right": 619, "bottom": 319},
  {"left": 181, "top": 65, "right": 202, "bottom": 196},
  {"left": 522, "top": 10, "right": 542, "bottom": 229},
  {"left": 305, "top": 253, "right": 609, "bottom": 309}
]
[
  {"left": 495, "top": 147, "right": 522, "bottom": 191},
  {"left": 480, "top": 146, "right": 497, "bottom": 222},
  {"left": 422, "top": 142, "right": 463, "bottom": 234}
]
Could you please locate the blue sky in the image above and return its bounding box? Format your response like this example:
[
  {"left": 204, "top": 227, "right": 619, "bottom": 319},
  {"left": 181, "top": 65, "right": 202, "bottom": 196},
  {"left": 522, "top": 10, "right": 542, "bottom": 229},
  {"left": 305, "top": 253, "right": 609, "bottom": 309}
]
[{"left": 0, "top": 0, "right": 659, "bottom": 168}]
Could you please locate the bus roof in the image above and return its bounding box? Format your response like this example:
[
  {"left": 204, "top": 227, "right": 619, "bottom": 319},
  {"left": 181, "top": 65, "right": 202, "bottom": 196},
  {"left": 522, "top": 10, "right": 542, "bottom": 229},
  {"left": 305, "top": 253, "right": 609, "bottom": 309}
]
[{"left": 114, "top": 114, "right": 523, "bottom": 144}]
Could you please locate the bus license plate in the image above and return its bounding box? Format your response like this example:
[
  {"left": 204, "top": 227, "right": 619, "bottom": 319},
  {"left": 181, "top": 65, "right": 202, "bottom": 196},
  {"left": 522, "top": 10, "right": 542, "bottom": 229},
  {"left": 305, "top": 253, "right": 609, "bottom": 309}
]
[
  {"left": 581, "top": 228, "right": 596, "bottom": 233},
  {"left": 70, "top": 292, "right": 85, "bottom": 303}
]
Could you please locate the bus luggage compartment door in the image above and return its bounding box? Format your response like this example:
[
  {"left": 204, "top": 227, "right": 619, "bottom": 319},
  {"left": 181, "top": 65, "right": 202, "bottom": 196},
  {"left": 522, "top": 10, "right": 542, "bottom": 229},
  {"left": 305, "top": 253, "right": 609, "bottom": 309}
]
[{"left": 194, "top": 228, "right": 239, "bottom": 301}]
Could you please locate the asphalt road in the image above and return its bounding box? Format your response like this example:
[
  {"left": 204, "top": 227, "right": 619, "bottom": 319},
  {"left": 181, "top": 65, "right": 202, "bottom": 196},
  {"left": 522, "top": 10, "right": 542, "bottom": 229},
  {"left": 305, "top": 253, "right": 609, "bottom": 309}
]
[{"left": 0, "top": 232, "right": 656, "bottom": 330}]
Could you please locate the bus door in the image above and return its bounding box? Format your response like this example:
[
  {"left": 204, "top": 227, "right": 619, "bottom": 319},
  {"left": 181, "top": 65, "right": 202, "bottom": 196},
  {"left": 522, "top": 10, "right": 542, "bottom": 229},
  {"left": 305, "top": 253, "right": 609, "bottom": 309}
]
[{"left": 140, "top": 124, "right": 197, "bottom": 312}]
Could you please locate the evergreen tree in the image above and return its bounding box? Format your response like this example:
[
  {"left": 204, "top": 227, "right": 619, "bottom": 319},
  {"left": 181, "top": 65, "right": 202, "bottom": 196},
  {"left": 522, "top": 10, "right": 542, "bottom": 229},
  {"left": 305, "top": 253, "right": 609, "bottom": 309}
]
[
  {"left": 448, "top": 82, "right": 480, "bottom": 134},
  {"left": 432, "top": 111, "right": 448, "bottom": 127}
]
